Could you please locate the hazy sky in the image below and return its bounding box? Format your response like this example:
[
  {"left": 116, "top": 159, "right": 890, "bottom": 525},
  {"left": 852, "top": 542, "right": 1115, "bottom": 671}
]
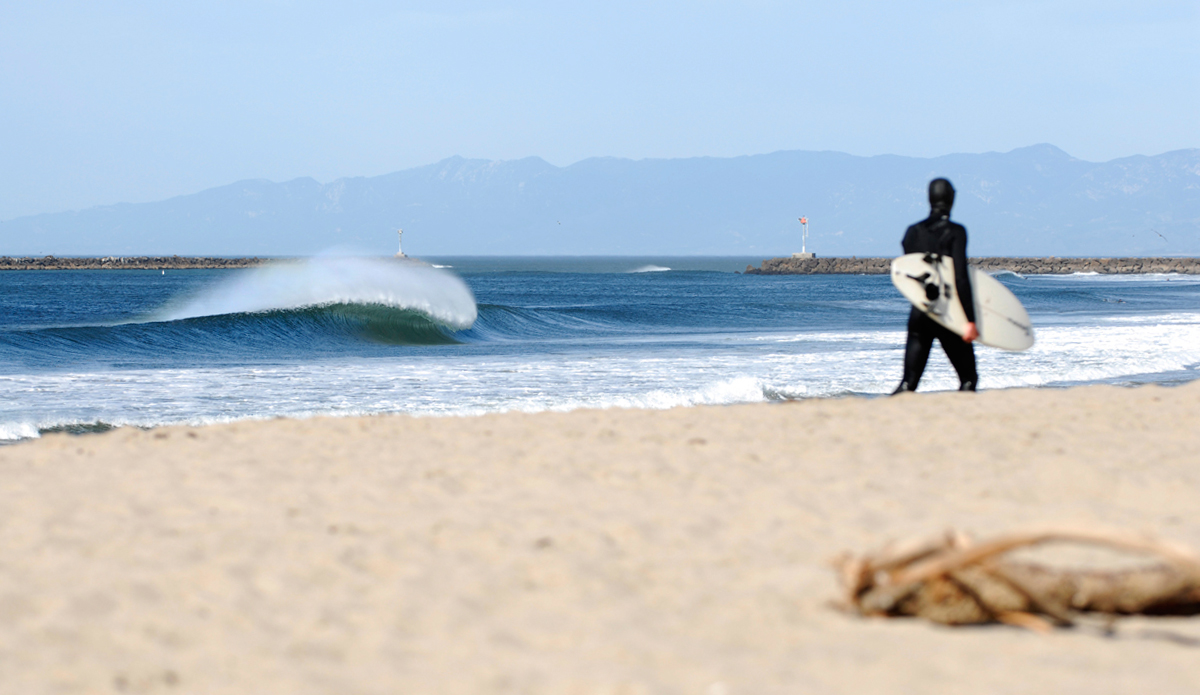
[{"left": 2, "top": 0, "right": 1196, "bottom": 220}]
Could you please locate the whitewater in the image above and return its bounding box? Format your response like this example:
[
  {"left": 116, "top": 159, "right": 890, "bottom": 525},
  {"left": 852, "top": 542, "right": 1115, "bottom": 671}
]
[{"left": 2, "top": 256, "right": 1199, "bottom": 441}]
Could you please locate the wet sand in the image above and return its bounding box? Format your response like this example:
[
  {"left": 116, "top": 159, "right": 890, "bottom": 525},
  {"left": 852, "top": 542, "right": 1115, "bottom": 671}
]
[{"left": 2, "top": 382, "right": 1199, "bottom": 694}]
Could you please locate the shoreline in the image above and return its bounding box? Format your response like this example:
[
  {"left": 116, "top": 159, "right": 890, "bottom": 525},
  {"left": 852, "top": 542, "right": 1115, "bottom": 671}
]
[
  {"left": 7, "top": 372, "right": 1199, "bottom": 444},
  {"left": 2, "top": 382, "right": 1199, "bottom": 692},
  {"left": 744, "top": 256, "right": 1200, "bottom": 275}
]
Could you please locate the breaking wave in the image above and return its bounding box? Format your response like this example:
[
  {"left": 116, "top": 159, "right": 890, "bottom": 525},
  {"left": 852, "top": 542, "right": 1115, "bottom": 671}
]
[{"left": 158, "top": 256, "right": 477, "bottom": 328}]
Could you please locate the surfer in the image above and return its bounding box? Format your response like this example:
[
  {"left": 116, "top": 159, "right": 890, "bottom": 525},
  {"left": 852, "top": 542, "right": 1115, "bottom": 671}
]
[{"left": 893, "top": 178, "right": 978, "bottom": 393}]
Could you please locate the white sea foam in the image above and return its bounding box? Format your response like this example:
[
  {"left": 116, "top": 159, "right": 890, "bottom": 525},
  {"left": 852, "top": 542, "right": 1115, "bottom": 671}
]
[
  {"left": 0, "top": 421, "right": 39, "bottom": 441},
  {"left": 1039, "top": 272, "right": 1200, "bottom": 284},
  {"left": 629, "top": 265, "right": 671, "bottom": 273},
  {"left": 157, "top": 256, "right": 477, "bottom": 328}
]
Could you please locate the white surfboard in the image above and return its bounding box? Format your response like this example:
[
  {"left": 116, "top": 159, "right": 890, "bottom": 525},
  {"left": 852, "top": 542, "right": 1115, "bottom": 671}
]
[{"left": 891, "top": 253, "right": 1034, "bottom": 351}]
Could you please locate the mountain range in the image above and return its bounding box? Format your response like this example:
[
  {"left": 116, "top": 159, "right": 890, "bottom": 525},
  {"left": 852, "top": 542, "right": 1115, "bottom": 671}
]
[{"left": 4, "top": 144, "right": 1198, "bottom": 257}]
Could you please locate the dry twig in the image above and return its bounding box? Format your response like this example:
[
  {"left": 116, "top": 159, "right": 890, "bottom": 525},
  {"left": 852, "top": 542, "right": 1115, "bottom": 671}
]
[{"left": 833, "top": 528, "right": 1200, "bottom": 630}]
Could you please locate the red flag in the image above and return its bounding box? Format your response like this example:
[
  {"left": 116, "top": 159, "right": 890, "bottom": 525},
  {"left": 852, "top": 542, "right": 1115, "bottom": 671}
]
[{"left": 799, "top": 217, "right": 807, "bottom": 224}]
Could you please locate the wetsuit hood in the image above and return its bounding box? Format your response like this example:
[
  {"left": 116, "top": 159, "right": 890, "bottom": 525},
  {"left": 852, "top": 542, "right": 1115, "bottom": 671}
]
[{"left": 928, "top": 178, "right": 955, "bottom": 217}]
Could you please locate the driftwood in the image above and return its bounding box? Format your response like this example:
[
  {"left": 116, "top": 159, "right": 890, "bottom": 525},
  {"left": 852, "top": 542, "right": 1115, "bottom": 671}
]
[{"left": 834, "top": 529, "right": 1200, "bottom": 632}]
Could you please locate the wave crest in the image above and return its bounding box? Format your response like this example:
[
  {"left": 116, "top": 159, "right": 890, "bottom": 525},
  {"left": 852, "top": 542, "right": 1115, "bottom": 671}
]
[{"left": 158, "top": 257, "right": 477, "bottom": 329}]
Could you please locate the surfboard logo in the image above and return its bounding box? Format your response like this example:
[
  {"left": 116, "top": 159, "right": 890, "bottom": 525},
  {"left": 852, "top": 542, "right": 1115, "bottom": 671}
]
[{"left": 899, "top": 271, "right": 952, "bottom": 316}]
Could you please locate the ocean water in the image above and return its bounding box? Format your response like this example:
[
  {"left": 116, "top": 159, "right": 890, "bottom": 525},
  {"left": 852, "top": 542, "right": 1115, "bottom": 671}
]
[{"left": 2, "top": 256, "right": 1199, "bottom": 442}]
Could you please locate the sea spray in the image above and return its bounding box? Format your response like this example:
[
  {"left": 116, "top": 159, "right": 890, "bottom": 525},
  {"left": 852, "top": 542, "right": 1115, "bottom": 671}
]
[{"left": 158, "top": 256, "right": 477, "bottom": 329}]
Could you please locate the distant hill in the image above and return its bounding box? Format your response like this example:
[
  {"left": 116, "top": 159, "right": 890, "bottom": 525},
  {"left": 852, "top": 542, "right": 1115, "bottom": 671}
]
[{"left": 3, "top": 145, "right": 1198, "bottom": 257}]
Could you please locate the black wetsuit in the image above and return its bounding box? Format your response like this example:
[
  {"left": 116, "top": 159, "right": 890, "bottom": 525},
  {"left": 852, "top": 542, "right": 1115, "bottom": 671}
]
[{"left": 895, "top": 209, "right": 978, "bottom": 392}]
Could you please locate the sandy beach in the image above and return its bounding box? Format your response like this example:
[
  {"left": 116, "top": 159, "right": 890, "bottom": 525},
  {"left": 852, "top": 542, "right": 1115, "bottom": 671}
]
[{"left": 3, "top": 382, "right": 1200, "bottom": 694}]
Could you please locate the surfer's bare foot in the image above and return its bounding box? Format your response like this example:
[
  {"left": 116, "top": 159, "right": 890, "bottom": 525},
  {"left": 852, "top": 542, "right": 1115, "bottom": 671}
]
[{"left": 962, "top": 322, "right": 978, "bottom": 343}]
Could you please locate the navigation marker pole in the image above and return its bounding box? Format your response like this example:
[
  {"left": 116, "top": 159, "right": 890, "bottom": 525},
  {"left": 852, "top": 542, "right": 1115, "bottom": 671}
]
[
  {"left": 396, "top": 228, "right": 406, "bottom": 258},
  {"left": 793, "top": 217, "right": 815, "bottom": 259}
]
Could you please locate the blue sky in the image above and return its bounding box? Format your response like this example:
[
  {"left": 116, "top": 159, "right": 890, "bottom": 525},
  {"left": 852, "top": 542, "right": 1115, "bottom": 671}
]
[{"left": 2, "top": 0, "right": 1196, "bottom": 220}]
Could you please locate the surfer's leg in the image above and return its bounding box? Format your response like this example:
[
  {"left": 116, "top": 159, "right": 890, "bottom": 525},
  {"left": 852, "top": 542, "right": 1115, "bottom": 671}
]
[
  {"left": 894, "top": 309, "right": 935, "bottom": 394},
  {"left": 938, "top": 325, "right": 978, "bottom": 391}
]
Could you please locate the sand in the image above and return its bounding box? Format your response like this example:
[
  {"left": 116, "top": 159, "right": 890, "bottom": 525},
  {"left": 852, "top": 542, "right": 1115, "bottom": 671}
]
[{"left": 2, "top": 382, "right": 1200, "bottom": 694}]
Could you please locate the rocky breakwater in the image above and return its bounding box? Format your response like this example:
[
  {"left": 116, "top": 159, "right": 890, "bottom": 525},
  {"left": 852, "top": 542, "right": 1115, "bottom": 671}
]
[
  {"left": 744, "top": 256, "right": 1200, "bottom": 275},
  {"left": 0, "top": 256, "right": 271, "bottom": 270},
  {"left": 744, "top": 257, "right": 890, "bottom": 274}
]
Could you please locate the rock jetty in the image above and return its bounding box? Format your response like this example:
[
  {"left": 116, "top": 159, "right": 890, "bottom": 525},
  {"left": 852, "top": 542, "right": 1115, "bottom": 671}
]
[
  {"left": 0, "top": 256, "right": 270, "bottom": 270},
  {"left": 744, "top": 256, "right": 1200, "bottom": 275}
]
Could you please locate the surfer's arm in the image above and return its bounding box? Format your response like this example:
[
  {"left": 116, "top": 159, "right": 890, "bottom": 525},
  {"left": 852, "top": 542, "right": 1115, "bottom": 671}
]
[{"left": 950, "top": 227, "right": 977, "bottom": 326}]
